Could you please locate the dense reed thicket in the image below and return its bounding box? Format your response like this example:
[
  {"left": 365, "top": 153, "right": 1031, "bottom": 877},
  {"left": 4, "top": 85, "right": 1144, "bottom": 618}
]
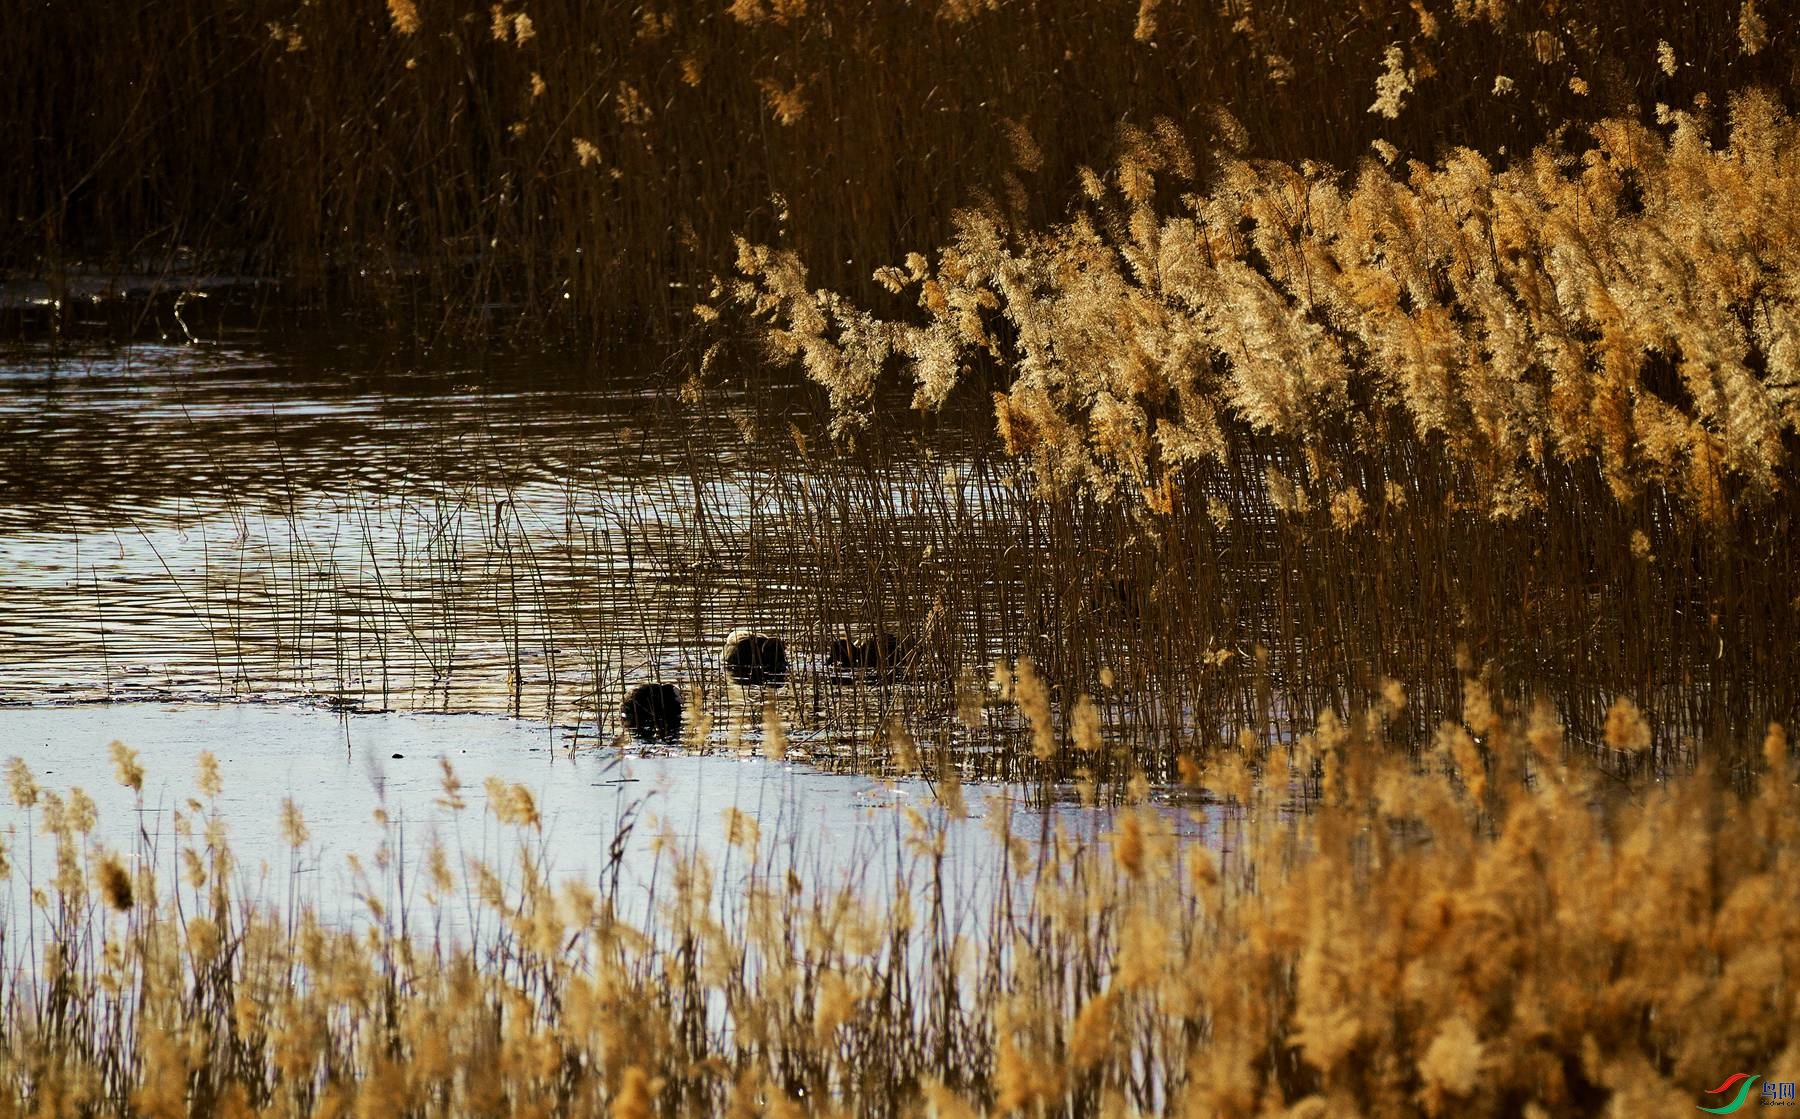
[
  {"left": 11, "top": 5, "right": 1800, "bottom": 1113},
  {"left": 6, "top": 0, "right": 1795, "bottom": 339},
  {"left": 737, "top": 92, "right": 1800, "bottom": 521},
  {"left": 732, "top": 91, "right": 1800, "bottom": 769},
  {"left": 3, "top": 702, "right": 1795, "bottom": 1117}
]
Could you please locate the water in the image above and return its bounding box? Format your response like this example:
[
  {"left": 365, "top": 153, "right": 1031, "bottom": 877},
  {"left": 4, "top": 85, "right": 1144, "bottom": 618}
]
[
  {"left": 0, "top": 337, "right": 1172, "bottom": 934},
  {"left": 0, "top": 703, "right": 1221, "bottom": 936},
  {"left": 0, "top": 340, "right": 1019, "bottom": 740},
  {"left": 0, "top": 336, "right": 1498, "bottom": 777}
]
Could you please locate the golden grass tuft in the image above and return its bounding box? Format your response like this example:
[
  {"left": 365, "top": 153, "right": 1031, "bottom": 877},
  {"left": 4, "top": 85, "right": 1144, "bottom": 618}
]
[{"left": 737, "top": 89, "right": 1800, "bottom": 526}]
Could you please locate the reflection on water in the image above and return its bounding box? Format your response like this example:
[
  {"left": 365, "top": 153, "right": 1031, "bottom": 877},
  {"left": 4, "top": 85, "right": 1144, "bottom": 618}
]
[{"left": 0, "top": 341, "right": 1023, "bottom": 760}]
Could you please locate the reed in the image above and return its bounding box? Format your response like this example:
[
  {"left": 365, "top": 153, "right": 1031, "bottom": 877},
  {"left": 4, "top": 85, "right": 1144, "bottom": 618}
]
[
  {"left": 732, "top": 92, "right": 1800, "bottom": 771},
  {"left": 2, "top": 696, "right": 1794, "bottom": 1116},
  {"left": 5, "top": 1, "right": 1794, "bottom": 343}
]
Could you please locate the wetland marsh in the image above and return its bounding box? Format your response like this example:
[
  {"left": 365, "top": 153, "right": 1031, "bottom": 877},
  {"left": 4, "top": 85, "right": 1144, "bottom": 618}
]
[{"left": 6, "top": 0, "right": 1800, "bottom": 1113}]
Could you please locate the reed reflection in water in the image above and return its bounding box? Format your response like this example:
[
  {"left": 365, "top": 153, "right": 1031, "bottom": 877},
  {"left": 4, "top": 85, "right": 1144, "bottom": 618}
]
[{"left": 0, "top": 341, "right": 1045, "bottom": 774}]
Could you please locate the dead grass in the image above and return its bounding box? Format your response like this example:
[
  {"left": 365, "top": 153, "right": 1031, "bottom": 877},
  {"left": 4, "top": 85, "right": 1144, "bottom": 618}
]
[
  {"left": 733, "top": 91, "right": 1800, "bottom": 769},
  {"left": 1, "top": 695, "right": 1795, "bottom": 1116}
]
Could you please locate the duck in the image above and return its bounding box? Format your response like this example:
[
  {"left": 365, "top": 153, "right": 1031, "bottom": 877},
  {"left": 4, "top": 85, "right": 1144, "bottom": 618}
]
[
  {"left": 621, "top": 682, "right": 682, "bottom": 741},
  {"left": 826, "top": 632, "right": 917, "bottom": 680},
  {"left": 721, "top": 629, "right": 788, "bottom": 685}
]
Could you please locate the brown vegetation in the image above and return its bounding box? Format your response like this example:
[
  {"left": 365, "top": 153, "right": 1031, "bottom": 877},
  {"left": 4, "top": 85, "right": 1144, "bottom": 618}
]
[
  {"left": 6, "top": 1, "right": 1795, "bottom": 341},
  {"left": 732, "top": 92, "right": 1800, "bottom": 770},
  {"left": 7, "top": 9, "right": 1800, "bottom": 1112},
  {"left": 2, "top": 702, "right": 1795, "bottom": 1116},
  {"left": 736, "top": 92, "right": 1800, "bottom": 523}
]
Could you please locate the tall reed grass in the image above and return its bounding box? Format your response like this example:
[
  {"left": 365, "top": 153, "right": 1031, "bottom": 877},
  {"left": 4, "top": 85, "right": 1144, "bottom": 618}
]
[
  {"left": 737, "top": 91, "right": 1800, "bottom": 523},
  {"left": 732, "top": 92, "right": 1800, "bottom": 768},
  {"left": 5, "top": 0, "right": 1793, "bottom": 341},
  {"left": 2, "top": 694, "right": 1794, "bottom": 1116}
]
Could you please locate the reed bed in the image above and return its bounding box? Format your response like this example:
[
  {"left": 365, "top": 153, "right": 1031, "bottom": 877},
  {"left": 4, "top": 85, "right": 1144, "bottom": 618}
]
[
  {"left": 6, "top": 1, "right": 1794, "bottom": 341},
  {"left": 732, "top": 91, "right": 1800, "bottom": 770},
  {"left": 2, "top": 691, "right": 1795, "bottom": 1117}
]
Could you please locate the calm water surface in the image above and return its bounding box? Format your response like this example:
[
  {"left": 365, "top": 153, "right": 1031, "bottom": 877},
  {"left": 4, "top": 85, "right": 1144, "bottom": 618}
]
[
  {"left": 0, "top": 703, "right": 1225, "bottom": 936},
  {"left": 3, "top": 338, "right": 1165, "bottom": 922},
  {"left": 0, "top": 339, "right": 1019, "bottom": 731}
]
